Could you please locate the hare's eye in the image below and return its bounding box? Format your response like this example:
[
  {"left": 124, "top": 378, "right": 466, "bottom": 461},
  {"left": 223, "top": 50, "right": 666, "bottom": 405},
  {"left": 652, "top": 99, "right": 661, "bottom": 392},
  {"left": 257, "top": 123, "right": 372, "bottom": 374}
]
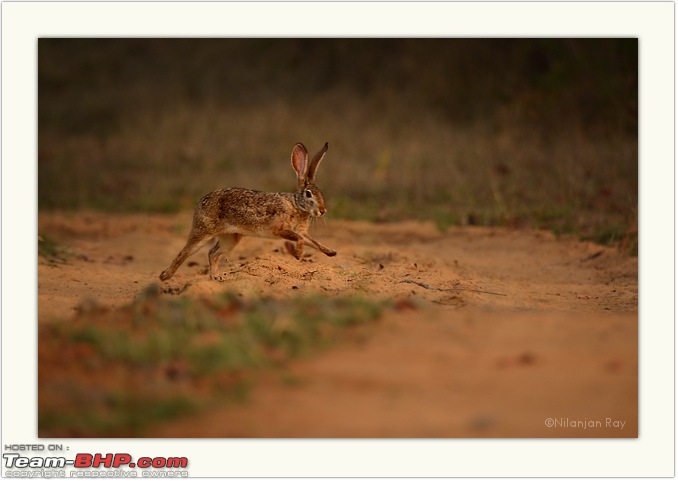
[{"left": 305, "top": 190, "right": 312, "bottom": 198}]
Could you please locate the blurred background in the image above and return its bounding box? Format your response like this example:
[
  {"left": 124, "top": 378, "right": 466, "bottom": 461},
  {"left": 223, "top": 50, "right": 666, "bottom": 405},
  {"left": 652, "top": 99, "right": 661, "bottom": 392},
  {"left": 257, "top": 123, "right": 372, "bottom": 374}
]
[{"left": 38, "top": 38, "right": 638, "bottom": 252}]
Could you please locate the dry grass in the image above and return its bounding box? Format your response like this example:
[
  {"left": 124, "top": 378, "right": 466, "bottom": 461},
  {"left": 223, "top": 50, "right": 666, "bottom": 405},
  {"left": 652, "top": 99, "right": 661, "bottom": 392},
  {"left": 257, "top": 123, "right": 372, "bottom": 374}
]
[{"left": 38, "top": 39, "right": 638, "bottom": 253}]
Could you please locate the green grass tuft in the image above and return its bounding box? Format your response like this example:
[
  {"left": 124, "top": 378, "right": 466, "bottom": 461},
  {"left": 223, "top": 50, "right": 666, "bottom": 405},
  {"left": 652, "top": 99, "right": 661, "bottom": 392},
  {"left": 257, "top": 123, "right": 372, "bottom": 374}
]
[
  {"left": 39, "top": 292, "right": 389, "bottom": 436},
  {"left": 38, "top": 235, "right": 71, "bottom": 265}
]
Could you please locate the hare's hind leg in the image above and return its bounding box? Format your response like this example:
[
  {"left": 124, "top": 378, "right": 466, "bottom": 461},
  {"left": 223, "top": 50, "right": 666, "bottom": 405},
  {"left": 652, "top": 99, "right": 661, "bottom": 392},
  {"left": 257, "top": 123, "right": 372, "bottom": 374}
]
[
  {"left": 208, "top": 233, "right": 242, "bottom": 281},
  {"left": 160, "top": 231, "right": 211, "bottom": 281}
]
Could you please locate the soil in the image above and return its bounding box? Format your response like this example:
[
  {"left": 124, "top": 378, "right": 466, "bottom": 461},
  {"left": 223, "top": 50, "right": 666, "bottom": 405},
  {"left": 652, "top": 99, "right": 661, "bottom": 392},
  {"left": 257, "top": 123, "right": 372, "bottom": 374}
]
[{"left": 38, "top": 211, "right": 638, "bottom": 437}]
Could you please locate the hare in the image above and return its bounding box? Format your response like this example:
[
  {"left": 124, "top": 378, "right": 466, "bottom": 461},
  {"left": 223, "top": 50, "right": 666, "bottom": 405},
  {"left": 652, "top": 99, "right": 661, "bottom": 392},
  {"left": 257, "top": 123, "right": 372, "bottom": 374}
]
[{"left": 159, "top": 142, "right": 337, "bottom": 281}]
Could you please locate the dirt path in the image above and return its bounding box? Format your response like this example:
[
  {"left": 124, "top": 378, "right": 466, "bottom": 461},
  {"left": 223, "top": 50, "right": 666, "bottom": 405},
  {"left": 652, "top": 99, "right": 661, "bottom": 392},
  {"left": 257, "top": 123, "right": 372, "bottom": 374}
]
[{"left": 38, "top": 211, "right": 638, "bottom": 437}]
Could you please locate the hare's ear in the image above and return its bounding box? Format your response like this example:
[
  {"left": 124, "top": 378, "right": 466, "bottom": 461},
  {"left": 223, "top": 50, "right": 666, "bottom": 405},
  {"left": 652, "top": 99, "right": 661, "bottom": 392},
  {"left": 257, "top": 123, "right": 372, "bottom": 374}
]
[
  {"left": 306, "top": 142, "right": 328, "bottom": 183},
  {"left": 291, "top": 143, "right": 308, "bottom": 188}
]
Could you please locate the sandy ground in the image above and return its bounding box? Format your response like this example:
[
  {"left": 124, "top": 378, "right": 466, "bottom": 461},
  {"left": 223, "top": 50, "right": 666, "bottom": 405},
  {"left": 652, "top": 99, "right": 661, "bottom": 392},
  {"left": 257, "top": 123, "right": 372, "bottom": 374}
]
[{"left": 38, "top": 211, "right": 638, "bottom": 437}]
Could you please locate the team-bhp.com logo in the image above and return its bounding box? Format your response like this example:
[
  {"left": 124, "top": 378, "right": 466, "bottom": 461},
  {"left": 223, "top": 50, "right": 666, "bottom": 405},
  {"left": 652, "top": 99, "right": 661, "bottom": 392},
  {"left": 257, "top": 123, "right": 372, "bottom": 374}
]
[
  {"left": 4, "top": 452, "right": 188, "bottom": 469},
  {"left": 74, "top": 454, "right": 187, "bottom": 469}
]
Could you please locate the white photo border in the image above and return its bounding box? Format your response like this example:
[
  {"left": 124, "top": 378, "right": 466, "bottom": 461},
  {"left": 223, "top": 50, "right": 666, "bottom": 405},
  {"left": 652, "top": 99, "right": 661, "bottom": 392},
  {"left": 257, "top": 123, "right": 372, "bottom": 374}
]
[{"left": 2, "top": 1, "right": 673, "bottom": 477}]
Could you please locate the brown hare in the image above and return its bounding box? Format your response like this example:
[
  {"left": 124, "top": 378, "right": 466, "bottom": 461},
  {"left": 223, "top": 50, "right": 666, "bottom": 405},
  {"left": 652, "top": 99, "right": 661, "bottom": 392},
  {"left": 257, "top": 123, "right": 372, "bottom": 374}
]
[{"left": 160, "top": 142, "right": 336, "bottom": 281}]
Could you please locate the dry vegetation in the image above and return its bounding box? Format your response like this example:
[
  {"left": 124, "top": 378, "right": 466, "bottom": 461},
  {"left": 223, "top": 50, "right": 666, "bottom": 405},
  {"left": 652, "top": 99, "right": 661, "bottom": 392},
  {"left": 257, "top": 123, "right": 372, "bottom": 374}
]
[{"left": 39, "top": 39, "right": 638, "bottom": 252}]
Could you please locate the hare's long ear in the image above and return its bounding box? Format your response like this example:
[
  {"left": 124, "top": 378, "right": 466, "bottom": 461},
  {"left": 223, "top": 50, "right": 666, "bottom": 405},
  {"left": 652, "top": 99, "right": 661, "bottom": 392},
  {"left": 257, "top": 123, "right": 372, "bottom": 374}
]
[
  {"left": 291, "top": 143, "right": 308, "bottom": 189},
  {"left": 306, "top": 142, "right": 328, "bottom": 183}
]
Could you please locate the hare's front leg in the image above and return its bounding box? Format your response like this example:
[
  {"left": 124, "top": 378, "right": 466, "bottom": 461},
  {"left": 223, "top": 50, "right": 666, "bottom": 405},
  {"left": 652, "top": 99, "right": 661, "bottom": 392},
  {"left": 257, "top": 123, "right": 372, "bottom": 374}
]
[
  {"left": 284, "top": 240, "right": 304, "bottom": 260},
  {"left": 277, "top": 229, "right": 336, "bottom": 259},
  {"left": 208, "top": 233, "right": 242, "bottom": 281},
  {"left": 302, "top": 233, "right": 337, "bottom": 257},
  {"left": 275, "top": 229, "right": 304, "bottom": 260}
]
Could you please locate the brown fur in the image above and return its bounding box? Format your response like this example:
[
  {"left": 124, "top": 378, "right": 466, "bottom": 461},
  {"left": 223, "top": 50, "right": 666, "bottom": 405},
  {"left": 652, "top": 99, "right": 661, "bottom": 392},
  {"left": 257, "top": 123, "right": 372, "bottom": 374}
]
[{"left": 160, "top": 143, "right": 336, "bottom": 281}]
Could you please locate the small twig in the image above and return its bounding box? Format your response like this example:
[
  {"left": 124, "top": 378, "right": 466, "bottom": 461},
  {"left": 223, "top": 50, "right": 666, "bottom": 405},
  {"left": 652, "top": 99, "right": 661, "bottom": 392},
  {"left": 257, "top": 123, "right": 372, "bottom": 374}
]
[
  {"left": 400, "top": 279, "right": 507, "bottom": 297},
  {"left": 581, "top": 250, "right": 604, "bottom": 262},
  {"left": 162, "top": 282, "right": 191, "bottom": 295}
]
